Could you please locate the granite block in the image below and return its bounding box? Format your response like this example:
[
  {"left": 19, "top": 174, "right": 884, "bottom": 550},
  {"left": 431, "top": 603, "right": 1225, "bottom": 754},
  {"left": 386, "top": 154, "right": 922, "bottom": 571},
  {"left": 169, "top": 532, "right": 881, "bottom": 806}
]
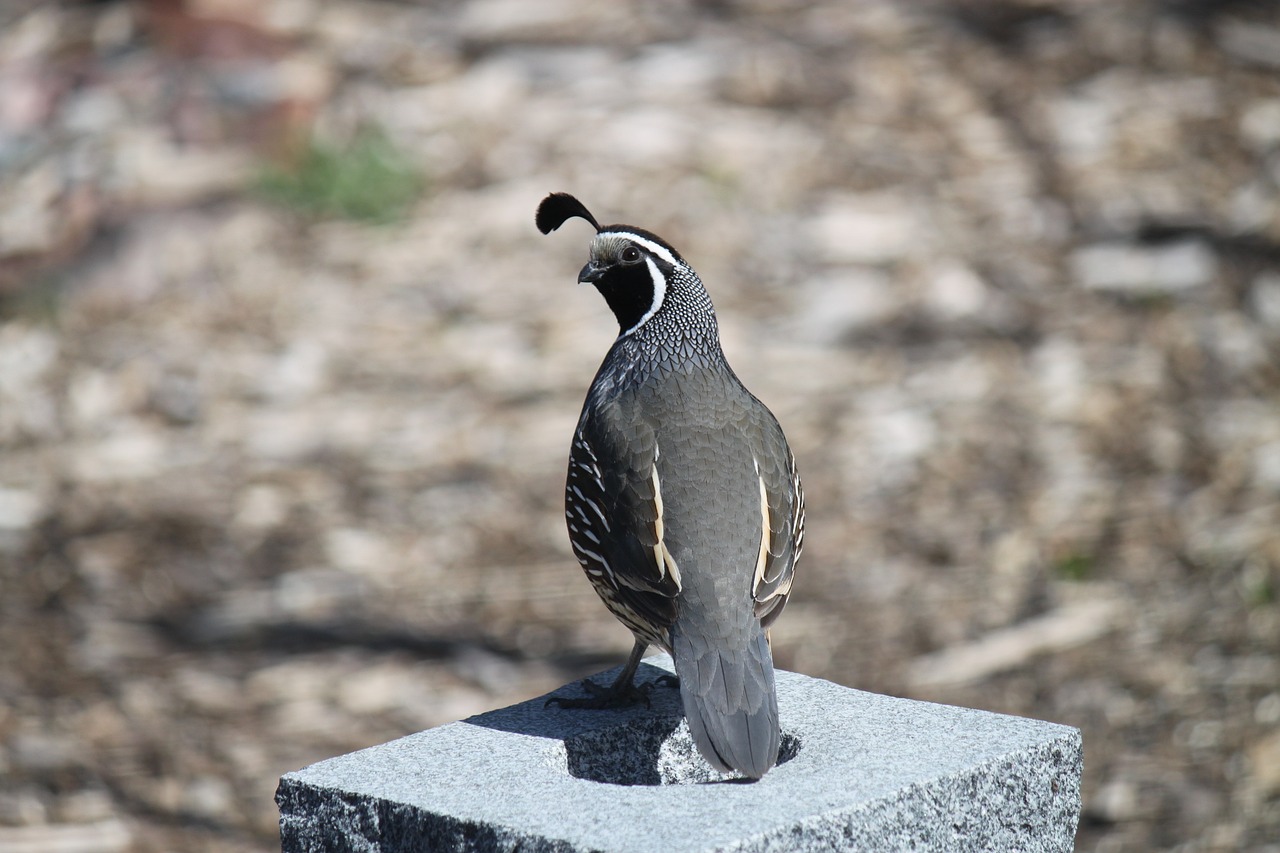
[{"left": 277, "top": 655, "right": 1081, "bottom": 852}]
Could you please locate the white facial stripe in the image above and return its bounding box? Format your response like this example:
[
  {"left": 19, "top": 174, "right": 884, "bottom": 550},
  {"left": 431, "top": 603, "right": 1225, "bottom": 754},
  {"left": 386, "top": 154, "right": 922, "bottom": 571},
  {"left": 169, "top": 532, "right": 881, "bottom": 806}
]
[
  {"left": 620, "top": 256, "right": 667, "bottom": 337},
  {"left": 597, "top": 231, "right": 680, "bottom": 267}
]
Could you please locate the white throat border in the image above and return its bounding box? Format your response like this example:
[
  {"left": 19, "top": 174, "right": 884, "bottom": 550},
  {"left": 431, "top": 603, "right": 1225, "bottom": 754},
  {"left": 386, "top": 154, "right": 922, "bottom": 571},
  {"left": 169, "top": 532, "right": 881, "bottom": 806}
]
[{"left": 597, "top": 231, "right": 678, "bottom": 338}]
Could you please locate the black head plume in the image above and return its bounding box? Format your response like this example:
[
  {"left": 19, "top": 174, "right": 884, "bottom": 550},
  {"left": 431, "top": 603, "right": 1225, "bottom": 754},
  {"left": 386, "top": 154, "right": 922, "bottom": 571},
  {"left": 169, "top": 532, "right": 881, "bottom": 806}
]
[{"left": 536, "top": 192, "right": 601, "bottom": 235}]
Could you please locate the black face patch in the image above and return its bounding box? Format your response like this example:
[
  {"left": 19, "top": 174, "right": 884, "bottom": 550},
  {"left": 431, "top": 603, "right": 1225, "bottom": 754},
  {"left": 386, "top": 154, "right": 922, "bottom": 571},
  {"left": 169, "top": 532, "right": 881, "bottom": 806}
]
[{"left": 591, "top": 258, "right": 662, "bottom": 335}]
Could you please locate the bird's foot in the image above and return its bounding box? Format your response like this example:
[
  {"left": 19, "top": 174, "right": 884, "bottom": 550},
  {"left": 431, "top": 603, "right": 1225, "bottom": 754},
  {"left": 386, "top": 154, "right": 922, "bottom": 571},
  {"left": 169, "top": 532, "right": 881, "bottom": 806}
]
[{"left": 546, "top": 675, "right": 674, "bottom": 710}]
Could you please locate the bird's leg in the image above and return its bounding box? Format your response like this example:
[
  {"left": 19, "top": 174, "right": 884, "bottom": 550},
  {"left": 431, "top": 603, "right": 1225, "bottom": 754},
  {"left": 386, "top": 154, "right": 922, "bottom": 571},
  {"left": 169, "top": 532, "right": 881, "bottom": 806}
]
[{"left": 547, "top": 640, "right": 672, "bottom": 709}]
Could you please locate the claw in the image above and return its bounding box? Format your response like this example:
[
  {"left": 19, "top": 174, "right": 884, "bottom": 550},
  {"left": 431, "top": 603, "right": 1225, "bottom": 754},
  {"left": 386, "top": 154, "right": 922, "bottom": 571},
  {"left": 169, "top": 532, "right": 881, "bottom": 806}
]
[
  {"left": 545, "top": 676, "right": 658, "bottom": 710},
  {"left": 543, "top": 642, "right": 674, "bottom": 711}
]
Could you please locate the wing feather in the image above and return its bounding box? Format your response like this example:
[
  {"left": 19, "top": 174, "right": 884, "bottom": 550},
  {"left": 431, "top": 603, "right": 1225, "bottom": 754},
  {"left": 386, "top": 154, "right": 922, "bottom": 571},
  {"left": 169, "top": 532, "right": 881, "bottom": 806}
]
[
  {"left": 566, "top": 410, "right": 680, "bottom": 634},
  {"left": 749, "top": 418, "right": 803, "bottom": 629}
]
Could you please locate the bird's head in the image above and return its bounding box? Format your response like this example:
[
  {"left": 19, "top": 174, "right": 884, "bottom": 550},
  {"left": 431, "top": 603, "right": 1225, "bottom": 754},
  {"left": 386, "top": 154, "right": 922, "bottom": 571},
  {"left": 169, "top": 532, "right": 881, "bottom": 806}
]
[{"left": 537, "top": 192, "right": 695, "bottom": 338}]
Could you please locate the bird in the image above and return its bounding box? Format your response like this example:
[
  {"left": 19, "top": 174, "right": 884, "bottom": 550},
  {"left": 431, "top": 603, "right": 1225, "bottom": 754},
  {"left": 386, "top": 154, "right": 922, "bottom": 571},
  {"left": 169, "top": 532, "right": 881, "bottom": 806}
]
[{"left": 536, "top": 192, "right": 804, "bottom": 780}]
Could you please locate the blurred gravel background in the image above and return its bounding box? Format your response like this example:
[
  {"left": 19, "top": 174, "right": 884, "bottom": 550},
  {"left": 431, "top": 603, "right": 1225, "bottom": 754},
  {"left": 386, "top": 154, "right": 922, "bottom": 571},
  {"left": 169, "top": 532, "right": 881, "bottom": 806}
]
[{"left": 1, "top": 1, "right": 1278, "bottom": 850}]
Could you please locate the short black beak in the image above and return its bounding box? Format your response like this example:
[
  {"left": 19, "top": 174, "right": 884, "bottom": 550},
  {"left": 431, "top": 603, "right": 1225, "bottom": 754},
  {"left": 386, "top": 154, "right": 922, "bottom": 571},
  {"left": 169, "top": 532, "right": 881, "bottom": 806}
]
[{"left": 578, "top": 261, "right": 606, "bottom": 284}]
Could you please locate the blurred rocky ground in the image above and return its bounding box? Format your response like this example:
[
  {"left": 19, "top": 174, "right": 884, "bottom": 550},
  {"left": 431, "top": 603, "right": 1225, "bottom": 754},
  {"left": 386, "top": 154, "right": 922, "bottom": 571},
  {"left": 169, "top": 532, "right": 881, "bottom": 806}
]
[{"left": 0, "top": 0, "right": 1278, "bottom": 850}]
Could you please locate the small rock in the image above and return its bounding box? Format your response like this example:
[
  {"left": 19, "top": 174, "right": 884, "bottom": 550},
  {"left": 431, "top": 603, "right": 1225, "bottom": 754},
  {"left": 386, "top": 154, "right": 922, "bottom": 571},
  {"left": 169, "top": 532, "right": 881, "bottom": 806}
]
[
  {"left": 174, "top": 669, "right": 242, "bottom": 714},
  {"left": 1251, "top": 272, "right": 1280, "bottom": 332},
  {"left": 68, "top": 369, "right": 124, "bottom": 430},
  {"left": 74, "top": 620, "right": 162, "bottom": 672},
  {"left": 1248, "top": 730, "right": 1280, "bottom": 799},
  {"left": 245, "top": 659, "right": 333, "bottom": 705},
  {"left": 0, "top": 788, "right": 48, "bottom": 826},
  {"left": 211, "top": 53, "right": 333, "bottom": 109},
  {"left": 720, "top": 39, "right": 842, "bottom": 108},
  {"left": 54, "top": 789, "right": 115, "bottom": 824},
  {"left": 1045, "top": 94, "right": 1114, "bottom": 164},
  {"left": 1071, "top": 240, "right": 1218, "bottom": 296},
  {"left": 451, "top": 646, "right": 524, "bottom": 695},
  {"left": 324, "top": 527, "right": 391, "bottom": 576},
  {"left": 1089, "top": 778, "right": 1141, "bottom": 823},
  {"left": 598, "top": 106, "right": 691, "bottom": 168},
  {"left": 182, "top": 776, "right": 234, "bottom": 821},
  {"left": 1032, "top": 337, "right": 1086, "bottom": 419},
  {"left": 242, "top": 410, "right": 324, "bottom": 461},
  {"left": 984, "top": 532, "right": 1043, "bottom": 628},
  {"left": 630, "top": 44, "right": 722, "bottom": 103},
  {"left": 923, "top": 261, "right": 988, "bottom": 321},
  {"left": 261, "top": 0, "right": 320, "bottom": 36},
  {"left": 68, "top": 427, "right": 167, "bottom": 482},
  {"left": 0, "top": 162, "right": 60, "bottom": 256},
  {"left": 905, "top": 357, "right": 996, "bottom": 410},
  {"left": 1241, "top": 99, "right": 1280, "bottom": 151},
  {"left": 274, "top": 568, "right": 365, "bottom": 618},
  {"left": 259, "top": 341, "right": 328, "bottom": 402},
  {"left": 790, "top": 268, "right": 897, "bottom": 343},
  {"left": 457, "top": 0, "right": 618, "bottom": 44},
  {"left": 1204, "top": 399, "right": 1276, "bottom": 458},
  {"left": 0, "top": 64, "right": 56, "bottom": 136},
  {"left": 1199, "top": 824, "right": 1243, "bottom": 851},
  {"left": 1256, "top": 693, "right": 1280, "bottom": 725},
  {"left": 9, "top": 732, "right": 80, "bottom": 774},
  {"left": 150, "top": 373, "right": 202, "bottom": 424},
  {"left": 1217, "top": 19, "right": 1280, "bottom": 70},
  {"left": 0, "top": 488, "right": 41, "bottom": 531},
  {"left": 112, "top": 128, "right": 253, "bottom": 206},
  {"left": 232, "top": 484, "right": 289, "bottom": 532},
  {"left": 60, "top": 88, "right": 126, "bottom": 136},
  {"left": 1186, "top": 720, "right": 1223, "bottom": 751},
  {"left": 0, "top": 325, "right": 58, "bottom": 392},
  {"left": 1207, "top": 311, "right": 1270, "bottom": 374},
  {"left": 0, "top": 820, "right": 132, "bottom": 852},
  {"left": 0, "top": 7, "right": 61, "bottom": 64},
  {"left": 807, "top": 193, "right": 924, "bottom": 265},
  {"left": 1229, "top": 180, "right": 1275, "bottom": 232},
  {"left": 336, "top": 661, "right": 425, "bottom": 715},
  {"left": 1254, "top": 441, "right": 1280, "bottom": 492},
  {"left": 857, "top": 392, "right": 936, "bottom": 469},
  {"left": 93, "top": 1, "right": 136, "bottom": 50}
]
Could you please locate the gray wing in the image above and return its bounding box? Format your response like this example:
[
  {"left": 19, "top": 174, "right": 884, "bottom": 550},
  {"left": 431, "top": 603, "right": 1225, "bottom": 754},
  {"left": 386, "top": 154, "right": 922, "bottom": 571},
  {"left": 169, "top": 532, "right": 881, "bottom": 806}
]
[{"left": 566, "top": 409, "right": 680, "bottom": 633}]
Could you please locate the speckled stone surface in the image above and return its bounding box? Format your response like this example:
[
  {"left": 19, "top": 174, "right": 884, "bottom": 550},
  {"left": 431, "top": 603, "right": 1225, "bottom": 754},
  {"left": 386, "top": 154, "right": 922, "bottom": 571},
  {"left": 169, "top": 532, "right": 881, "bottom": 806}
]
[{"left": 276, "top": 655, "right": 1081, "bottom": 852}]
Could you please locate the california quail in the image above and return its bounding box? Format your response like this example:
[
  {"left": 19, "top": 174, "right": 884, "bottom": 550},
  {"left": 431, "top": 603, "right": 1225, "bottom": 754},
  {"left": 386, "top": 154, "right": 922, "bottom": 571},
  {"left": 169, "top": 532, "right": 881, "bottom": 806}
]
[{"left": 537, "top": 192, "right": 804, "bottom": 780}]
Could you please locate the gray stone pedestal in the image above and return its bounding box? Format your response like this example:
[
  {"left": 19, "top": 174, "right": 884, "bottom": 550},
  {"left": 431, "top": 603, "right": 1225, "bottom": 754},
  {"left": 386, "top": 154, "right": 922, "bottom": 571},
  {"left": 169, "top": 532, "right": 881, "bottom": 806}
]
[{"left": 277, "top": 655, "right": 1081, "bottom": 852}]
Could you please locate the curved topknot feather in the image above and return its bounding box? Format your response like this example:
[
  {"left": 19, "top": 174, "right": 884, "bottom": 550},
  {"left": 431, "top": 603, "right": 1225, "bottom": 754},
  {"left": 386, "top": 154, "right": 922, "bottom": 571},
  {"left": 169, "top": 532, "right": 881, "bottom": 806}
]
[{"left": 537, "top": 192, "right": 601, "bottom": 234}]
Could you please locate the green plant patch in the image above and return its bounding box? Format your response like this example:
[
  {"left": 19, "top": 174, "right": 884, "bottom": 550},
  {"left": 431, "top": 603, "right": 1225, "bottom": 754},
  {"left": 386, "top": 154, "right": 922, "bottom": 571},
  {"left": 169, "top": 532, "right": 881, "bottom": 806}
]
[
  {"left": 1054, "top": 552, "right": 1093, "bottom": 582},
  {"left": 257, "top": 129, "right": 424, "bottom": 224}
]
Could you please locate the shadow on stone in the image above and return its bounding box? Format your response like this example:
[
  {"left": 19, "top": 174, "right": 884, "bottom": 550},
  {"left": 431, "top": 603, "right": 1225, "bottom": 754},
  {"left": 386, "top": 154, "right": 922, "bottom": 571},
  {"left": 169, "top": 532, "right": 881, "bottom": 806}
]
[
  {"left": 563, "top": 717, "right": 801, "bottom": 785},
  {"left": 465, "top": 660, "right": 800, "bottom": 785}
]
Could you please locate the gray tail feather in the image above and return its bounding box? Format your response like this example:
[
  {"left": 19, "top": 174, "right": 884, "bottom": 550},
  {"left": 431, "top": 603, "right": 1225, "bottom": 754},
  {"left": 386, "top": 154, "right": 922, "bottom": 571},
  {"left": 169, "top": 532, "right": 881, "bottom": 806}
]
[{"left": 672, "top": 628, "right": 779, "bottom": 779}]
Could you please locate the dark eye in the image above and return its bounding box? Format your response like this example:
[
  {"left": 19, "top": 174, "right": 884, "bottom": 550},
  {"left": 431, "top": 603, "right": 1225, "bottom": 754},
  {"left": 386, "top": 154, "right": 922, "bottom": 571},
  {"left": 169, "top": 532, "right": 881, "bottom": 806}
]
[{"left": 620, "top": 246, "right": 642, "bottom": 264}]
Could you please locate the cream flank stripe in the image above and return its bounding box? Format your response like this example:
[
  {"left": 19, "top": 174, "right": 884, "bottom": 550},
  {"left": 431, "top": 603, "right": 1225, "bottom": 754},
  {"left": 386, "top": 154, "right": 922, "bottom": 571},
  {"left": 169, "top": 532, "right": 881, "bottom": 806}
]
[
  {"left": 751, "top": 456, "right": 791, "bottom": 603},
  {"left": 751, "top": 456, "right": 771, "bottom": 597},
  {"left": 647, "top": 453, "right": 682, "bottom": 591}
]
